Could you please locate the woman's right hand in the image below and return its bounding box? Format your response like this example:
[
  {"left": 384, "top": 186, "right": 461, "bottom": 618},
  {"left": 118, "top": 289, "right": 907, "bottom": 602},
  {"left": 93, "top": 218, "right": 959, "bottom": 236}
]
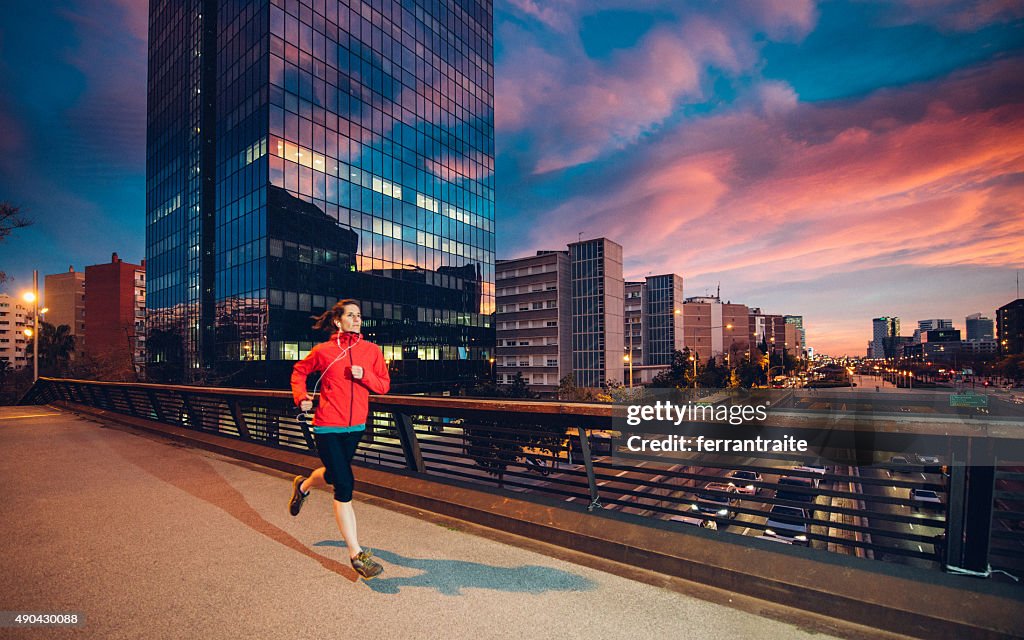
[{"left": 300, "top": 399, "right": 313, "bottom": 412}]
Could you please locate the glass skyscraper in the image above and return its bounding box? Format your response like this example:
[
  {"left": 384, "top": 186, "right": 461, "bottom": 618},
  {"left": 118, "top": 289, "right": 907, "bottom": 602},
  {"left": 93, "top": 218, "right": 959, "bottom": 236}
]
[{"left": 146, "top": 0, "right": 495, "bottom": 389}]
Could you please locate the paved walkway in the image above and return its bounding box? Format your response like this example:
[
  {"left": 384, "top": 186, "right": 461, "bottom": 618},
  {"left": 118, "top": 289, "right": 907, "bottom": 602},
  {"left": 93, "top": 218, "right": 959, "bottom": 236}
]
[{"left": 0, "top": 406, "right": 847, "bottom": 640}]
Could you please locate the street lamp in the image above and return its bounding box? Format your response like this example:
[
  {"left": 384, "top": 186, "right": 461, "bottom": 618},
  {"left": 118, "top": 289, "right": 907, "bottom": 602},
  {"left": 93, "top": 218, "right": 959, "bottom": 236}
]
[
  {"left": 625, "top": 318, "right": 636, "bottom": 388},
  {"left": 21, "top": 270, "right": 39, "bottom": 381}
]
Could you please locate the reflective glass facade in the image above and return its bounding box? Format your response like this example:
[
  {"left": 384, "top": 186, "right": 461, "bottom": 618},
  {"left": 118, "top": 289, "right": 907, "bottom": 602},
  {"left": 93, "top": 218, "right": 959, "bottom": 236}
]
[{"left": 147, "top": 0, "right": 495, "bottom": 389}]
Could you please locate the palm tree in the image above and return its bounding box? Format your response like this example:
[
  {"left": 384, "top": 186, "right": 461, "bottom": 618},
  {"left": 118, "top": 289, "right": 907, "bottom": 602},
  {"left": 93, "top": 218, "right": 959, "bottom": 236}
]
[
  {"left": 0, "top": 359, "right": 12, "bottom": 387},
  {"left": 26, "top": 322, "right": 76, "bottom": 376}
]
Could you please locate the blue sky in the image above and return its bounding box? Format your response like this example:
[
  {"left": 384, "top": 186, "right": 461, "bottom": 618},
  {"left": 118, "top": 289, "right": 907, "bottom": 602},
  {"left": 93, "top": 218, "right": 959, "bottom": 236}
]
[{"left": 1, "top": 1, "right": 1022, "bottom": 354}]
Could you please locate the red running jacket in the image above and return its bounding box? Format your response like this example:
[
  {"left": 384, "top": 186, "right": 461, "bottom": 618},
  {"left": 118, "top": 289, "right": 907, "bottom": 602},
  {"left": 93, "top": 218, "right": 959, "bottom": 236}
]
[{"left": 290, "top": 332, "right": 391, "bottom": 427}]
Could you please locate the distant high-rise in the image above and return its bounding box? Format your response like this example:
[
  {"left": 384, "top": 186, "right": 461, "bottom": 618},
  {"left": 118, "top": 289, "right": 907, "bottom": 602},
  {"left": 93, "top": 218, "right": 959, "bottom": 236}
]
[
  {"left": 570, "top": 238, "right": 623, "bottom": 387},
  {"left": 918, "top": 319, "right": 953, "bottom": 332},
  {"left": 871, "top": 316, "right": 899, "bottom": 359},
  {"left": 784, "top": 315, "right": 806, "bottom": 353},
  {"left": 0, "top": 294, "right": 32, "bottom": 369},
  {"left": 495, "top": 251, "right": 571, "bottom": 395},
  {"left": 624, "top": 281, "right": 646, "bottom": 370},
  {"left": 146, "top": 0, "right": 496, "bottom": 388},
  {"left": 644, "top": 274, "right": 684, "bottom": 365},
  {"left": 495, "top": 239, "right": 623, "bottom": 393},
  {"left": 997, "top": 299, "right": 1024, "bottom": 355},
  {"left": 687, "top": 296, "right": 750, "bottom": 364},
  {"left": 84, "top": 254, "right": 146, "bottom": 377},
  {"left": 43, "top": 267, "right": 86, "bottom": 360},
  {"left": 965, "top": 313, "right": 994, "bottom": 341}
]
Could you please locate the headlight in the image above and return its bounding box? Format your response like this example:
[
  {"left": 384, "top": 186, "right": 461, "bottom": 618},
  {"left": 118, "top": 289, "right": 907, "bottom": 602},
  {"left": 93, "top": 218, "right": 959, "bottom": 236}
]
[
  {"left": 765, "top": 529, "right": 777, "bottom": 536},
  {"left": 745, "top": 485, "right": 755, "bottom": 491},
  {"left": 717, "top": 508, "right": 728, "bottom": 516},
  {"left": 690, "top": 504, "right": 699, "bottom": 511},
  {"left": 795, "top": 535, "right": 808, "bottom": 542}
]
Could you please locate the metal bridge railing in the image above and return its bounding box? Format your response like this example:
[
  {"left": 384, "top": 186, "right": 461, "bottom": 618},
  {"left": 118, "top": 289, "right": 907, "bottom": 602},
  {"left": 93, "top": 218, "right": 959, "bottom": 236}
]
[{"left": 21, "top": 377, "right": 1024, "bottom": 581}]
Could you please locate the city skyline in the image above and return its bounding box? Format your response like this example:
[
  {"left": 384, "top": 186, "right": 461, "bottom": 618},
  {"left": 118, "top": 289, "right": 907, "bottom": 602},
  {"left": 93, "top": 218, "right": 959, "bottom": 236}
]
[{"left": 2, "top": 2, "right": 1023, "bottom": 356}]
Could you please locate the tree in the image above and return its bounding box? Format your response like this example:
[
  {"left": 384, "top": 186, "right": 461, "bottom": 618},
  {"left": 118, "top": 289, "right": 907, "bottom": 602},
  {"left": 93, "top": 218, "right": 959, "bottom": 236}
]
[
  {"left": 557, "top": 373, "right": 596, "bottom": 402},
  {"left": 25, "top": 322, "right": 76, "bottom": 376},
  {"left": 735, "top": 357, "right": 767, "bottom": 388},
  {"left": 699, "top": 357, "right": 729, "bottom": 388},
  {"left": 652, "top": 348, "right": 700, "bottom": 389},
  {"left": 506, "top": 372, "right": 535, "bottom": 399},
  {"left": 0, "top": 202, "right": 33, "bottom": 284}
]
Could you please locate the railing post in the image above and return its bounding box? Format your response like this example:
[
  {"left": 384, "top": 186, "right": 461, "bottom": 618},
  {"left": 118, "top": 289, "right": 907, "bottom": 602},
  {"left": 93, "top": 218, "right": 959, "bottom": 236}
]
[
  {"left": 179, "top": 392, "right": 201, "bottom": 429},
  {"left": 121, "top": 387, "right": 140, "bottom": 418},
  {"left": 147, "top": 390, "right": 166, "bottom": 423},
  {"left": 228, "top": 399, "right": 251, "bottom": 440},
  {"left": 945, "top": 435, "right": 996, "bottom": 574},
  {"left": 393, "top": 412, "right": 425, "bottom": 473},
  {"left": 575, "top": 426, "right": 603, "bottom": 511}
]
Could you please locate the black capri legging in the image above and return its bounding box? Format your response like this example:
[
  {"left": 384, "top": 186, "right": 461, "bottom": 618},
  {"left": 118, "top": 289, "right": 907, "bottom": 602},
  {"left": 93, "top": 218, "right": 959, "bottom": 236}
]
[{"left": 313, "top": 431, "right": 364, "bottom": 502}]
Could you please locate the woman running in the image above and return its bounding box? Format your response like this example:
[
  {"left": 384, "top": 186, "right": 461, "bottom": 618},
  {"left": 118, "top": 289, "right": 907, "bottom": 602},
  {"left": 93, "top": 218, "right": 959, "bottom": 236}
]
[{"left": 288, "top": 299, "right": 390, "bottom": 579}]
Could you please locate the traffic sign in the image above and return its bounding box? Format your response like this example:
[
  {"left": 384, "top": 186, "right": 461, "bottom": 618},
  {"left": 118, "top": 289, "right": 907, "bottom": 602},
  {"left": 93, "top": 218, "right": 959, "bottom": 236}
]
[{"left": 949, "top": 393, "right": 988, "bottom": 408}]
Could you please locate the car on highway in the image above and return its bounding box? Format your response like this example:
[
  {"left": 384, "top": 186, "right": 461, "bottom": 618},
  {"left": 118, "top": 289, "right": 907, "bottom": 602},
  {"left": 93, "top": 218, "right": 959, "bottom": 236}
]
[
  {"left": 762, "top": 505, "right": 811, "bottom": 546},
  {"left": 690, "top": 482, "right": 738, "bottom": 519},
  {"left": 910, "top": 488, "right": 944, "bottom": 511},
  {"left": 726, "top": 469, "right": 763, "bottom": 495},
  {"left": 776, "top": 475, "right": 817, "bottom": 511},
  {"left": 915, "top": 454, "right": 941, "bottom": 465},
  {"left": 669, "top": 514, "right": 718, "bottom": 530},
  {"left": 791, "top": 464, "right": 826, "bottom": 486},
  {"left": 889, "top": 455, "right": 913, "bottom": 473}
]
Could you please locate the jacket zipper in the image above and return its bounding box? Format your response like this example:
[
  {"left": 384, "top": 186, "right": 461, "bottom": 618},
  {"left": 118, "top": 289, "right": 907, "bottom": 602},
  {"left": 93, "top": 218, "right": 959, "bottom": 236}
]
[{"left": 348, "top": 345, "right": 355, "bottom": 427}]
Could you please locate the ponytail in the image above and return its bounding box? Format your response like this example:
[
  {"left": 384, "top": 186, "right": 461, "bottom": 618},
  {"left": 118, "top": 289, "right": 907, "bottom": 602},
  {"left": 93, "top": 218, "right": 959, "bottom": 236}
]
[{"left": 311, "top": 298, "right": 360, "bottom": 332}]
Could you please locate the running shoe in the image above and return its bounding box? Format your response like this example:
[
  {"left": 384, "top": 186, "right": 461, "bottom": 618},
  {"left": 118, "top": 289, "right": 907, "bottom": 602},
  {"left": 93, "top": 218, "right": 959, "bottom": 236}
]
[
  {"left": 350, "top": 549, "right": 384, "bottom": 580},
  {"left": 289, "top": 475, "right": 309, "bottom": 516}
]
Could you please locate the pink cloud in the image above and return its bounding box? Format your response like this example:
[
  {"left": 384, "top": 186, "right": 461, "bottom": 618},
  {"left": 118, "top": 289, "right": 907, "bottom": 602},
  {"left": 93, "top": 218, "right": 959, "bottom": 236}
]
[
  {"left": 497, "top": 2, "right": 819, "bottom": 173},
  {"left": 510, "top": 57, "right": 1024, "bottom": 354},
  {"left": 880, "top": 0, "right": 1024, "bottom": 31}
]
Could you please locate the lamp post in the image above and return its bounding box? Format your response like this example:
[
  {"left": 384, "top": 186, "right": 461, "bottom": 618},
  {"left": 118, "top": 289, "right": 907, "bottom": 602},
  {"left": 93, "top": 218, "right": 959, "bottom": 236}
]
[
  {"left": 22, "top": 270, "right": 39, "bottom": 381},
  {"left": 625, "top": 318, "right": 635, "bottom": 388}
]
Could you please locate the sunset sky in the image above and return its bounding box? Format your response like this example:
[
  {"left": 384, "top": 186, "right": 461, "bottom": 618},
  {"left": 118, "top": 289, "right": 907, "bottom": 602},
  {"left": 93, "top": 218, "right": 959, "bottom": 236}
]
[{"left": 1, "top": 1, "right": 1022, "bottom": 355}]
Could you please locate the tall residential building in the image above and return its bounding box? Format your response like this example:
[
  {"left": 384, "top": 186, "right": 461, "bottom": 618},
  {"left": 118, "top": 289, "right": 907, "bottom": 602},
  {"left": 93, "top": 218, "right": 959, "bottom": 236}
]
[
  {"left": 624, "top": 281, "right": 646, "bottom": 370},
  {"left": 965, "top": 313, "right": 994, "bottom": 341},
  {"left": 146, "top": 0, "right": 496, "bottom": 389},
  {"left": 570, "top": 238, "right": 623, "bottom": 387},
  {"left": 871, "top": 316, "right": 899, "bottom": 358},
  {"left": 644, "top": 274, "right": 683, "bottom": 366},
  {"left": 784, "top": 315, "right": 806, "bottom": 354},
  {"left": 43, "top": 267, "right": 86, "bottom": 360},
  {"left": 495, "top": 251, "right": 571, "bottom": 395},
  {"left": 997, "top": 299, "right": 1024, "bottom": 355},
  {"left": 0, "top": 294, "right": 32, "bottom": 369},
  {"left": 84, "top": 254, "right": 146, "bottom": 376},
  {"left": 684, "top": 296, "right": 750, "bottom": 364}
]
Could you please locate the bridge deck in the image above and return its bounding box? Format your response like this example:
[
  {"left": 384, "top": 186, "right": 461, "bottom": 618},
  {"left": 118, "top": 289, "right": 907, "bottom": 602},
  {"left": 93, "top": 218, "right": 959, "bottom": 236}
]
[{"left": 0, "top": 406, "right": 858, "bottom": 640}]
